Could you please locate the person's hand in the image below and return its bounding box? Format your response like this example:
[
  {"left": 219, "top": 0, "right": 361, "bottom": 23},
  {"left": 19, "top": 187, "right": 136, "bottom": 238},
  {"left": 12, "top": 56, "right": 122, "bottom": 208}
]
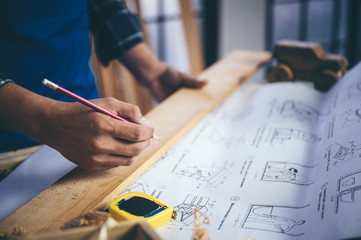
[
  {"left": 119, "top": 43, "right": 208, "bottom": 102},
  {"left": 0, "top": 83, "right": 154, "bottom": 172},
  {"left": 147, "top": 65, "right": 208, "bottom": 102},
  {"left": 40, "top": 98, "right": 154, "bottom": 171}
]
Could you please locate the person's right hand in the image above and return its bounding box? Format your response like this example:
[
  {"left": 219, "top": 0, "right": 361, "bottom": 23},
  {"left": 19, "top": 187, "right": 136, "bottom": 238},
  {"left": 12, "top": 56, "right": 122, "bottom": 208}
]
[
  {"left": 0, "top": 83, "right": 154, "bottom": 171},
  {"left": 39, "top": 97, "right": 155, "bottom": 171}
]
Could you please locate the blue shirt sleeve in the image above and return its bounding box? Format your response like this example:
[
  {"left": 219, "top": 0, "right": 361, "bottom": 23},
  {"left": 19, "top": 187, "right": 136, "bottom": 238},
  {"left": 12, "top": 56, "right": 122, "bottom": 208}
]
[{"left": 87, "top": 0, "right": 144, "bottom": 66}]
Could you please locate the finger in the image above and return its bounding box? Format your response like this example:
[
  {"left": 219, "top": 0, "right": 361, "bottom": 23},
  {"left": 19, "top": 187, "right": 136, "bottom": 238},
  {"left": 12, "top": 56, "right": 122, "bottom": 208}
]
[
  {"left": 99, "top": 155, "right": 135, "bottom": 167},
  {"left": 111, "top": 121, "right": 154, "bottom": 142},
  {"left": 116, "top": 103, "right": 143, "bottom": 124},
  {"left": 180, "top": 72, "right": 208, "bottom": 88},
  {"left": 84, "top": 155, "right": 135, "bottom": 172},
  {"left": 101, "top": 154, "right": 135, "bottom": 166},
  {"left": 94, "top": 98, "right": 144, "bottom": 124},
  {"left": 102, "top": 138, "right": 151, "bottom": 157},
  {"left": 162, "top": 66, "right": 207, "bottom": 88}
]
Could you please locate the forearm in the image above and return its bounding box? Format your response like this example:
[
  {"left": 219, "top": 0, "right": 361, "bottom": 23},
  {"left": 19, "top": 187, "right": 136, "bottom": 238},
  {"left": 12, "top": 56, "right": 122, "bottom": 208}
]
[
  {"left": 0, "top": 82, "right": 55, "bottom": 144},
  {"left": 118, "top": 43, "right": 167, "bottom": 86}
]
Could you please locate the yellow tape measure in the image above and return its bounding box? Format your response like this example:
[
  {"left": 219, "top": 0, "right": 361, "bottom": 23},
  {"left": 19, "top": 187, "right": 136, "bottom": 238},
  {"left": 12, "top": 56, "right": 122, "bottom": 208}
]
[{"left": 109, "top": 192, "right": 177, "bottom": 229}]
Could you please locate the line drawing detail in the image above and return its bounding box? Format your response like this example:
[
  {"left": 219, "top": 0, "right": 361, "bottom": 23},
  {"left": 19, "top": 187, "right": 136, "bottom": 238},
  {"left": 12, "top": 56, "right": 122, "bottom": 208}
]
[
  {"left": 261, "top": 161, "right": 315, "bottom": 185},
  {"left": 242, "top": 204, "right": 309, "bottom": 236}
]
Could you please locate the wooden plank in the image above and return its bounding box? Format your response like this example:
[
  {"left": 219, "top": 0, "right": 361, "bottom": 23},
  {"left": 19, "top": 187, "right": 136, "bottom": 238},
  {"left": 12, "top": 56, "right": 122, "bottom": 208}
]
[
  {"left": 0, "top": 146, "right": 40, "bottom": 170},
  {"left": 179, "top": 0, "right": 205, "bottom": 75},
  {"left": 0, "top": 50, "right": 271, "bottom": 234},
  {"left": 28, "top": 220, "right": 161, "bottom": 240}
]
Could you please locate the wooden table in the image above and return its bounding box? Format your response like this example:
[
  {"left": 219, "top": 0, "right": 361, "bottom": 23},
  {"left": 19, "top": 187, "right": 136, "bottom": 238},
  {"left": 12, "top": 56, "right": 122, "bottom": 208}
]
[{"left": 0, "top": 50, "right": 271, "bottom": 234}]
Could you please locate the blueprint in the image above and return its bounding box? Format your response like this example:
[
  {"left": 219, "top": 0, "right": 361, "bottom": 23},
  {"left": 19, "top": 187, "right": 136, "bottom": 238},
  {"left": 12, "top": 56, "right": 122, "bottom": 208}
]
[{"left": 118, "top": 62, "right": 361, "bottom": 240}]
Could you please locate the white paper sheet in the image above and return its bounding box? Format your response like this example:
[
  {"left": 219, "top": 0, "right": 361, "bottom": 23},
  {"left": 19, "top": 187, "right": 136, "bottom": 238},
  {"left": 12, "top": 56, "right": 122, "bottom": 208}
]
[
  {"left": 0, "top": 145, "right": 76, "bottom": 221},
  {"left": 115, "top": 63, "right": 361, "bottom": 239},
  {"left": 2, "top": 63, "right": 361, "bottom": 239}
]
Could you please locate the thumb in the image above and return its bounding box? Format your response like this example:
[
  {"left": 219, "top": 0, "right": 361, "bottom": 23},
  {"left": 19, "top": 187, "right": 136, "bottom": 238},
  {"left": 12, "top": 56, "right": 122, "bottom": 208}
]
[{"left": 180, "top": 72, "right": 208, "bottom": 88}]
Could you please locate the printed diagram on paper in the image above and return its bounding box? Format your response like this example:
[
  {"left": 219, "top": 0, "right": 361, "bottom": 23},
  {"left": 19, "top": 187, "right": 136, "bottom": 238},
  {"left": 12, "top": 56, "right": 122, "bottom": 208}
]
[
  {"left": 270, "top": 100, "right": 329, "bottom": 123},
  {"left": 118, "top": 63, "right": 361, "bottom": 240},
  {"left": 242, "top": 204, "right": 309, "bottom": 236},
  {"left": 332, "top": 170, "right": 361, "bottom": 214},
  {"left": 324, "top": 141, "right": 361, "bottom": 170},
  {"left": 342, "top": 105, "right": 361, "bottom": 129},
  {"left": 171, "top": 194, "right": 212, "bottom": 228},
  {"left": 261, "top": 161, "right": 315, "bottom": 185}
]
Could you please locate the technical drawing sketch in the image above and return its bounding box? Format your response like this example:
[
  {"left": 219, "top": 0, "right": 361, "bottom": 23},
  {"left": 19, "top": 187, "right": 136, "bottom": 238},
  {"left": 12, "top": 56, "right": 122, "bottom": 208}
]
[
  {"left": 172, "top": 194, "right": 210, "bottom": 226},
  {"left": 176, "top": 165, "right": 226, "bottom": 185},
  {"left": 174, "top": 160, "right": 234, "bottom": 188},
  {"left": 332, "top": 141, "right": 361, "bottom": 167},
  {"left": 333, "top": 170, "right": 361, "bottom": 213},
  {"left": 262, "top": 161, "right": 315, "bottom": 185},
  {"left": 342, "top": 106, "right": 361, "bottom": 129},
  {"left": 271, "top": 128, "right": 321, "bottom": 145},
  {"left": 278, "top": 100, "right": 327, "bottom": 123},
  {"left": 242, "top": 204, "right": 308, "bottom": 236}
]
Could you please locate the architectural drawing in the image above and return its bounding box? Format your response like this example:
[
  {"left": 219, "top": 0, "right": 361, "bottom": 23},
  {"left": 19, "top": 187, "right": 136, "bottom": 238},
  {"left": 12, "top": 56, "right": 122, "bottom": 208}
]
[
  {"left": 333, "top": 170, "right": 361, "bottom": 213},
  {"left": 279, "top": 100, "right": 327, "bottom": 123},
  {"left": 332, "top": 141, "right": 361, "bottom": 166},
  {"left": 176, "top": 165, "right": 227, "bottom": 185},
  {"left": 262, "top": 161, "right": 315, "bottom": 185},
  {"left": 242, "top": 204, "right": 308, "bottom": 236},
  {"left": 271, "top": 128, "right": 321, "bottom": 145},
  {"left": 174, "top": 160, "right": 233, "bottom": 188},
  {"left": 342, "top": 106, "right": 361, "bottom": 129},
  {"left": 103, "top": 65, "right": 361, "bottom": 239},
  {"left": 172, "top": 194, "right": 210, "bottom": 226}
]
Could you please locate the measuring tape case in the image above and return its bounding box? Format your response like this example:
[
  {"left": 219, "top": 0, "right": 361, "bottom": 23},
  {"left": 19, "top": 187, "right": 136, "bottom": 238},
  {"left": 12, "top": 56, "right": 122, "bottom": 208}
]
[{"left": 109, "top": 192, "right": 177, "bottom": 229}]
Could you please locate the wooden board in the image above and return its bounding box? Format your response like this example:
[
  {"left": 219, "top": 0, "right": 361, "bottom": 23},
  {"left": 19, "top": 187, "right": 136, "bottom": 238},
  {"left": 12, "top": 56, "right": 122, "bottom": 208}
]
[
  {"left": 0, "top": 146, "right": 40, "bottom": 170},
  {"left": 179, "top": 0, "right": 205, "bottom": 75},
  {"left": 28, "top": 220, "right": 161, "bottom": 240},
  {"left": 0, "top": 50, "right": 271, "bottom": 234}
]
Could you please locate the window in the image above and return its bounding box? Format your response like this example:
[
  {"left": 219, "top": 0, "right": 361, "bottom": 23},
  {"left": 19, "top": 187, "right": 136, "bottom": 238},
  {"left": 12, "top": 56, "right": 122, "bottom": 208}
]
[
  {"left": 137, "top": 0, "right": 204, "bottom": 72},
  {"left": 267, "top": 0, "right": 361, "bottom": 68}
]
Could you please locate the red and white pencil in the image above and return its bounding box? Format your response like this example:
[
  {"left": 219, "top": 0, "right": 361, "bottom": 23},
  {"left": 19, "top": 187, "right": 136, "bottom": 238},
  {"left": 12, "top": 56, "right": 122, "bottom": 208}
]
[{"left": 42, "top": 78, "right": 159, "bottom": 140}]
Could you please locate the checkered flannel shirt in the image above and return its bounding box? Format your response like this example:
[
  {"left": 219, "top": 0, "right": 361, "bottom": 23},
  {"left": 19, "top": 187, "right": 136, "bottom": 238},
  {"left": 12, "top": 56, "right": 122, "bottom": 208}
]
[{"left": 88, "top": 0, "right": 144, "bottom": 66}]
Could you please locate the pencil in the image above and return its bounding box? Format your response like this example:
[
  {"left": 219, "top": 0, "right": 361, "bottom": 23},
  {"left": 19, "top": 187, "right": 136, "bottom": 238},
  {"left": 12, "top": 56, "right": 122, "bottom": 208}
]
[{"left": 42, "top": 78, "right": 160, "bottom": 140}]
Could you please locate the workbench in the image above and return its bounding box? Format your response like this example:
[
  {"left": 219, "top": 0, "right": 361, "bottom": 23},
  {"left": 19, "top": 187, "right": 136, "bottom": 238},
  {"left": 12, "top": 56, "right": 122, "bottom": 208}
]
[{"left": 0, "top": 50, "right": 271, "bottom": 235}]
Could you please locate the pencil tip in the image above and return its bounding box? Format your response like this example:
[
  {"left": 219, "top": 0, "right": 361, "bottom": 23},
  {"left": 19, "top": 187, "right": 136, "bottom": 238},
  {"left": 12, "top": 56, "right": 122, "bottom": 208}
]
[{"left": 152, "top": 134, "right": 161, "bottom": 141}]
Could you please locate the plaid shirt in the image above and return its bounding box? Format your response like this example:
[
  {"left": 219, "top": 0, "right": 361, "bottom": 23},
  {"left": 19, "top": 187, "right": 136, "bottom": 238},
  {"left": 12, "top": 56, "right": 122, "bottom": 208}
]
[{"left": 88, "top": 0, "right": 144, "bottom": 66}]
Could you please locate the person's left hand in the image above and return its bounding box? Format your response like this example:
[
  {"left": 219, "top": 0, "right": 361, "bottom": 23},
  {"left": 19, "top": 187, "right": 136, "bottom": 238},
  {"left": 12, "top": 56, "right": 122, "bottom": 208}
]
[
  {"left": 147, "top": 65, "right": 208, "bottom": 101},
  {"left": 119, "top": 43, "right": 208, "bottom": 102}
]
